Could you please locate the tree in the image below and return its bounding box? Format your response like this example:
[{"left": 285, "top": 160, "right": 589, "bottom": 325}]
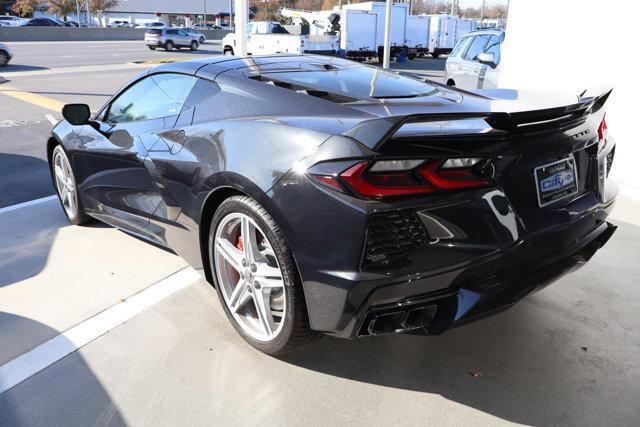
[
  {"left": 49, "top": 0, "right": 77, "bottom": 20},
  {"left": 90, "top": 0, "right": 119, "bottom": 26},
  {"left": 12, "top": 0, "right": 40, "bottom": 17}
]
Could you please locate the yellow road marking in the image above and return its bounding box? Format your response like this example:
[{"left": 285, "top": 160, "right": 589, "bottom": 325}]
[{"left": 0, "top": 85, "right": 65, "bottom": 112}]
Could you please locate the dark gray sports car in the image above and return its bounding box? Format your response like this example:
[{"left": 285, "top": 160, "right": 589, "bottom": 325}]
[{"left": 48, "top": 55, "right": 617, "bottom": 354}]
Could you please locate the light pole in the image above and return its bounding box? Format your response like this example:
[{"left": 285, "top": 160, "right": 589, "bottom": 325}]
[
  {"left": 480, "top": 0, "right": 486, "bottom": 25},
  {"left": 75, "top": 0, "right": 80, "bottom": 24},
  {"left": 382, "top": 0, "right": 392, "bottom": 69},
  {"left": 203, "top": 0, "right": 207, "bottom": 26},
  {"left": 234, "top": 0, "right": 247, "bottom": 55}
]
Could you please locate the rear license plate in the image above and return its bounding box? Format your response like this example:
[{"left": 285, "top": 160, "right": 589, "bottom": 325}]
[{"left": 534, "top": 156, "right": 578, "bottom": 207}]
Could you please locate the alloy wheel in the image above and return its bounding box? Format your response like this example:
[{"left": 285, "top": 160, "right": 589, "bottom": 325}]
[
  {"left": 52, "top": 146, "right": 78, "bottom": 220},
  {"left": 214, "top": 212, "right": 286, "bottom": 341}
]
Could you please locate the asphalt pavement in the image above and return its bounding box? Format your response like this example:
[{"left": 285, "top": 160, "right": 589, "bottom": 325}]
[{"left": 1, "top": 40, "right": 224, "bottom": 69}]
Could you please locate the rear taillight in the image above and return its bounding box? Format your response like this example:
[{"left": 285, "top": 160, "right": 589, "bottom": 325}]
[
  {"left": 309, "top": 158, "right": 489, "bottom": 199},
  {"left": 597, "top": 114, "right": 608, "bottom": 151}
]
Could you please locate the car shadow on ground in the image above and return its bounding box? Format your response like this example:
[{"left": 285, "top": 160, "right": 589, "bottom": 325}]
[
  {"left": 0, "top": 198, "right": 109, "bottom": 288},
  {"left": 0, "top": 154, "right": 53, "bottom": 208},
  {"left": 280, "top": 219, "right": 640, "bottom": 425},
  {"left": 0, "top": 312, "right": 125, "bottom": 424},
  {"left": 1, "top": 64, "right": 48, "bottom": 73}
]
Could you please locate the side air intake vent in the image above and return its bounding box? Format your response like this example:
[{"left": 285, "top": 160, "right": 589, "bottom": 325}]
[{"left": 363, "top": 210, "right": 429, "bottom": 269}]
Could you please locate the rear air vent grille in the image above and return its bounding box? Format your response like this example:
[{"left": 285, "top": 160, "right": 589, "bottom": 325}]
[
  {"left": 247, "top": 75, "right": 358, "bottom": 103},
  {"left": 363, "top": 210, "right": 429, "bottom": 269}
]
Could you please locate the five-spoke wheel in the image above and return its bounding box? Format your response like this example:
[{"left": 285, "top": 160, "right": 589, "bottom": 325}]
[
  {"left": 210, "top": 196, "right": 316, "bottom": 354},
  {"left": 51, "top": 145, "right": 91, "bottom": 225},
  {"left": 214, "top": 212, "right": 286, "bottom": 341}
]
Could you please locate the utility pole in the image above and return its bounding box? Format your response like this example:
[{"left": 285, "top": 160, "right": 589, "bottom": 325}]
[
  {"left": 480, "top": 0, "right": 486, "bottom": 24},
  {"left": 85, "top": 0, "right": 89, "bottom": 24}
]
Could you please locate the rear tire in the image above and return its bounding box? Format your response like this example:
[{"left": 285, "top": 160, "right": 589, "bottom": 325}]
[
  {"left": 190, "top": 40, "right": 198, "bottom": 51},
  {"left": 209, "top": 196, "right": 318, "bottom": 355},
  {"left": 431, "top": 52, "right": 440, "bottom": 58},
  {"left": 50, "top": 145, "right": 92, "bottom": 226},
  {"left": 200, "top": 36, "right": 205, "bottom": 43},
  {"left": 164, "top": 41, "right": 173, "bottom": 51},
  {"left": 147, "top": 46, "right": 156, "bottom": 50},
  {"left": 0, "top": 50, "right": 9, "bottom": 67},
  {"left": 224, "top": 48, "right": 234, "bottom": 56}
]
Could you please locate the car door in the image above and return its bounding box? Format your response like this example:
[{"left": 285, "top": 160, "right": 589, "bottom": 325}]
[
  {"left": 177, "top": 30, "right": 191, "bottom": 46},
  {"left": 458, "top": 34, "right": 491, "bottom": 89},
  {"left": 71, "top": 73, "right": 198, "bottom": 241},
  {"left": 445, "top": 35, "right": 473, "bottom": 86},
  {"left": 480, "top": 35, "right": 501, "bottom": 88}
]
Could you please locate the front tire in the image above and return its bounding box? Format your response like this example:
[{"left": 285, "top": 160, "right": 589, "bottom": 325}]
[
  {"left": 224, "top": 48, "right": 234, "bottom": 56},
  {"left": 51, "top": 145, "right": 91, "bottom": 225},
  {"left": 209, "top": 196, "right": 317, "bottom": 355},
  {"left": 147, "top": 46, "right": 156, "bottom": 50},
  {"left": 190, "top": 40, "right": 198, "bottom": 51}
]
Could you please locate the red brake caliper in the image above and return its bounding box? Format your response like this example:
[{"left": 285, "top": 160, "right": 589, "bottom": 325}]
[{"left": 236, "top": 235, "right": 244, "bottom": 251}]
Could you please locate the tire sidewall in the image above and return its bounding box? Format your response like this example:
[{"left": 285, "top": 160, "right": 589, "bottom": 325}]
[
  {"left": 209, "top": 197, "right": 297, "bottom": 354},
  {"left": 51, "top": 144, "right": 90, "bottom": 225}
]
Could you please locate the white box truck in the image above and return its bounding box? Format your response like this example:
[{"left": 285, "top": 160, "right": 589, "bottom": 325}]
[
  {"left": 339, "top": 9, "right": 378, "bottom": 59},
  {"left": 405, "top": 14, "right": 430, "bottom": 59},
  {"left": 342, "top": 1, "right": 409, "bottom": 62},
  {"left": 427, "top": 14, "right": 477, "bottom": 57}
]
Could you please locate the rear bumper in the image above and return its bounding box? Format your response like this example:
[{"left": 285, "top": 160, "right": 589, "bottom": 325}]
[{"left": 320, "top": 200, "right": 617, "bottom": 339}]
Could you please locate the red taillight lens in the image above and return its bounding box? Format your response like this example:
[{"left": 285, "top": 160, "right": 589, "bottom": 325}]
[
  {"left": 331, "top": 158, "right": 489, "bottom": 199},
  {"left": 340, "top": 161, "right": 437, "bottom": 198},
  {"left": 597, "top": 115, "right": 608, "bottom": 151},
  {"left": 418, "top": 160, "right": 489, "bottom": 190}
]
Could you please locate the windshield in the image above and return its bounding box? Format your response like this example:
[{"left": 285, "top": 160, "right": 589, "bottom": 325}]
[{"left": 264, "top": 66, "right": 438, "bottom": 100}]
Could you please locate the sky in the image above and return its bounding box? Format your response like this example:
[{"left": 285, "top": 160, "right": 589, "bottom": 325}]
[{"left": 457, "top": 0, "right": 509, "bottom": 7}]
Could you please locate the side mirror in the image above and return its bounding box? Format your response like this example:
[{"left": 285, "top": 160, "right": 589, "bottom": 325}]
[
  {"left": 62, "top": 103, "right": 91, "bottom": 125},
  {"left": 478, "top": 52, "right": 496, "bottom": 67}
]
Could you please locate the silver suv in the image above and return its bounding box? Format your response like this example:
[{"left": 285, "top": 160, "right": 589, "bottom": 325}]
[
  {"left": 444, "top": 29, "right": 504, "bottom": 90},
  {"left": 145, "top": 28, "right": 200, "bottom": 51}
]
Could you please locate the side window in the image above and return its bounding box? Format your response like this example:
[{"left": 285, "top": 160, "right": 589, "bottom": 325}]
[
  {"left": 106, "top": 74, "right": 198, "bottom": 123},
  {"left": 246, "top": 23, "right": 254, "bottom": 34},
  {"left": 450, "top": 37, "right": 472, "bottom": 58},
  {"left": 463, "top": 35, "right": 491, "bottom": 61},
  {"left": 483, "top": 35, "right": 501, "bottom": 64},
  {"left": 183, "top": 78, "right": 222, "bottom": 124}
]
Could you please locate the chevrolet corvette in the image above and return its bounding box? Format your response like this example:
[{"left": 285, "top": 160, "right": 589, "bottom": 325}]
[{"left": 48, "top": 55, "right": 617, "bottom": 354}]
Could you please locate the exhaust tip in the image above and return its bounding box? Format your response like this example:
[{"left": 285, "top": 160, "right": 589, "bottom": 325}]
[{"left": 364, "top": 304, "right": 438, "bottom": 336}]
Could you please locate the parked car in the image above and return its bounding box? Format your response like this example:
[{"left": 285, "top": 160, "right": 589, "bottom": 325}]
[
  {"left": 193, "top": 23, "right": 221, "bottom": 30},
  {"left": 21, "top": 18, "right": 62, "bottom": 26},
  {"left": 47, "top": 55, "right": 617, "bottom": 355},
  {"left": 144, "top": 28, "right": 200, "bottom": 51},
  {"left": 109, "top": 20, "right": 134, "bottom": 28},
  {"left": 137, "top": 22, "right": 166, "bottom": 29},
  {"left": 0, "top": 16, "right": 26, "bottom": 27},
  {"left": 444, "top": 28, "right": 504, "bottom": 89},
  {"left": 0, "top": 43, "right": 12, "bottom": 67},
  {"left": 182, "top": 27, "right": 206, "bottom": 43}
]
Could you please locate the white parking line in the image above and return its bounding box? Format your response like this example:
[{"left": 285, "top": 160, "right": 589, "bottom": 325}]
[
  {"left": 44, "top": 114, "right": 57, "bottom": 125},
  {"left": 0, "top": 195, "right": 57, "bottom": 215},
  {"left": 0, "top": 267, "right": 201, "bottom": 395}
]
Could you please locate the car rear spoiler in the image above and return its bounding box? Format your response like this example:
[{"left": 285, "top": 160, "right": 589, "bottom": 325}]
[{"left": 343, "top": 88, "right": 613, "bottom": 151}]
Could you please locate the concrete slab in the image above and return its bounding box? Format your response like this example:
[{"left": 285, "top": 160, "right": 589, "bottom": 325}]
[
  {"left": 0, "top": 199, "right": 638, "bottom": 426},
  {"left": 0, "top": 198, "right": 187, "bottom": 365}
]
